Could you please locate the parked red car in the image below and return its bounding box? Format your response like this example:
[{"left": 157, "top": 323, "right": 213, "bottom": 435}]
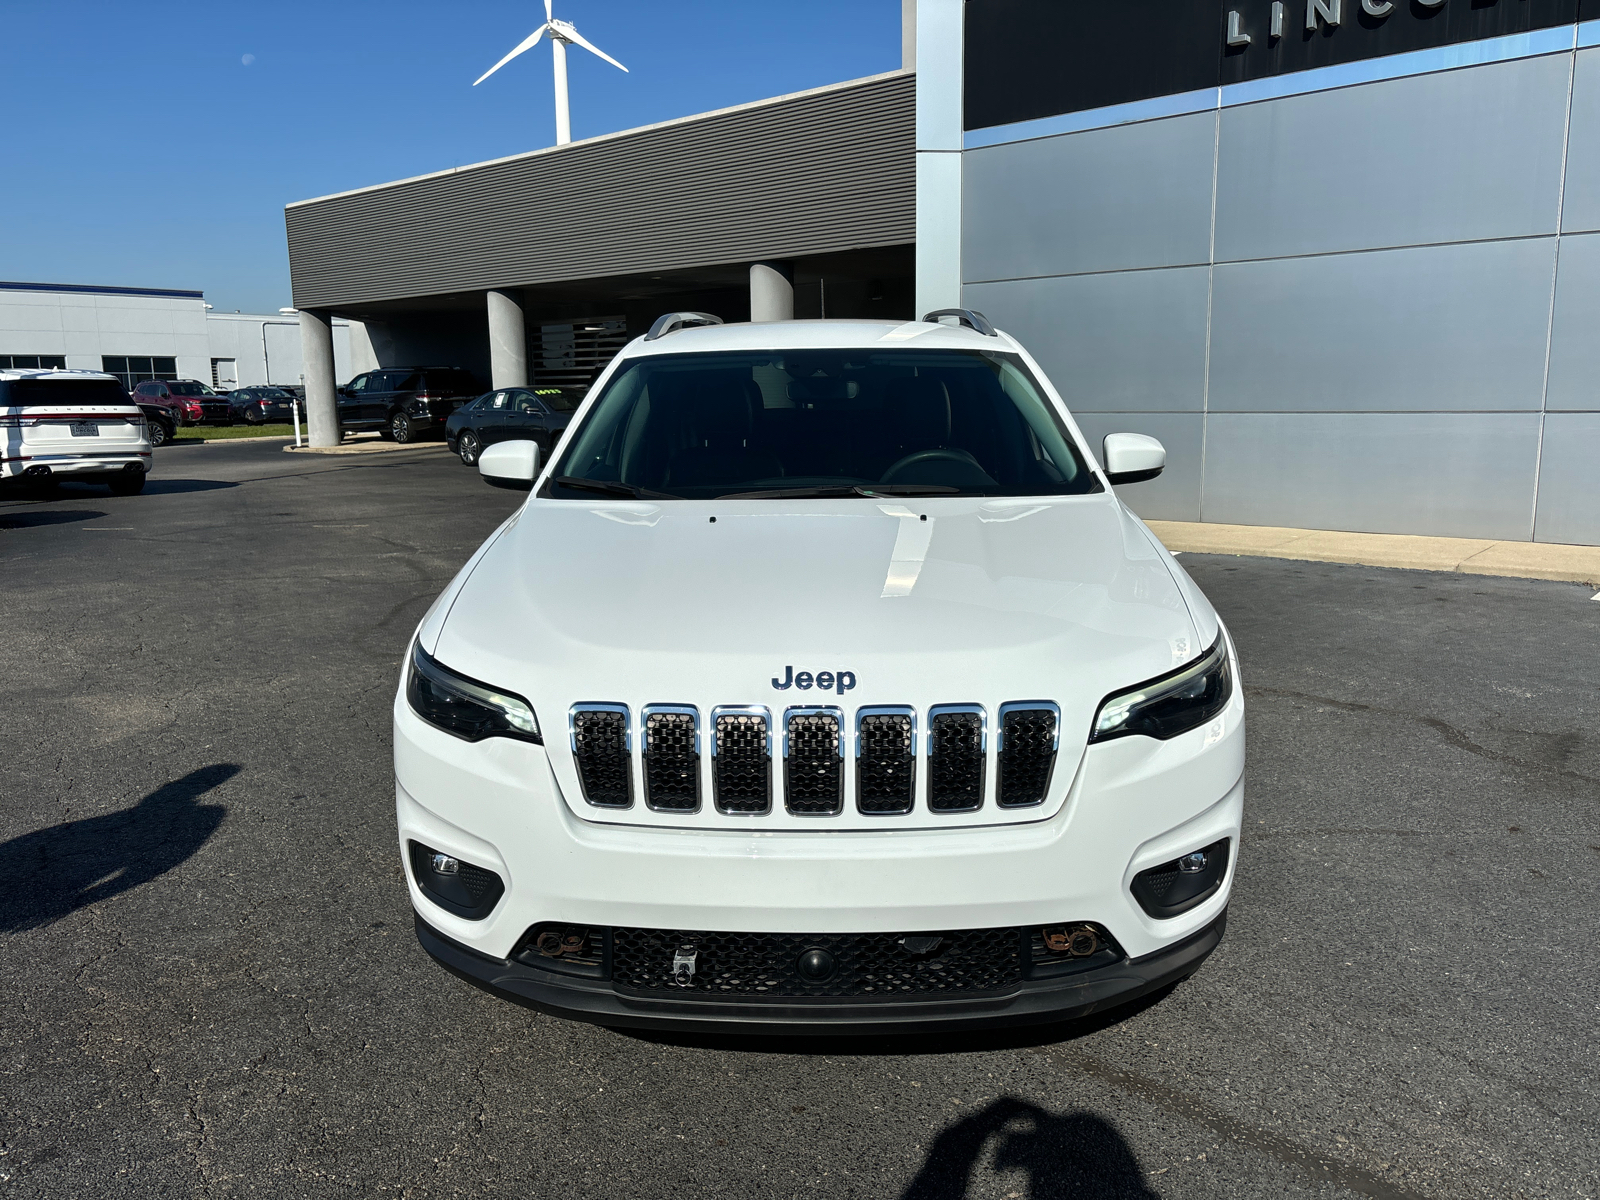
[{"left": 131, "top": 379, "right": 232, "bottom": 426}]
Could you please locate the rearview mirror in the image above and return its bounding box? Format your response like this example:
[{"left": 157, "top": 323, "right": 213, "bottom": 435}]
[
  {"left": 479, "top": 440, "right": 540, "bottom": 491},
  {"left": 1103, "top": 433, "right": 1166, "bottom": 485}
]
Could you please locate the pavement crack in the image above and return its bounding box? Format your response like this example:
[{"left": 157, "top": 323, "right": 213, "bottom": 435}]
[{"left": 1245, "top": 684, "right": 1600, "bottom": 790}]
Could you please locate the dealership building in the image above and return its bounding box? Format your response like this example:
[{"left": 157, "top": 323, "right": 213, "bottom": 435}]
[
  {"left": 0, "top": 280, "right": 354, "bottom": 391},
  {"left": 286, "top": 0, "right": 1600, "bottom": 546}
]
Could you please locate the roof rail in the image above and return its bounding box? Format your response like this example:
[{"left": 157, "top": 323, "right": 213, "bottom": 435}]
[
  {"left": 920, "top": 308, "right": 997, "bottom": 337},
  {"left": 644, "top": 311, "right": 724, "bottom": 341}
]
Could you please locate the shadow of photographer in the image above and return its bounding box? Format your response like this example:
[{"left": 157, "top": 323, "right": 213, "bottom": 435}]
[
  {"left": 0, "top": 764, "right": 234, "bottom": 933},
  {"left": 902, "top": 1096, "right": 1158, "bottom": 1200}
]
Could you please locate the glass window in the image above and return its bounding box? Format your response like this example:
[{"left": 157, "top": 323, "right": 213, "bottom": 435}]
[
  {"left": 513, "top": 390, "right": 544, "bottom": 414},
  {"left": 167, "top": 382, "right": 214, "bottom": 397},
  {"left": 7, "top": 378, "right": 130, "bottom": 406},
  {"left": 102, "top": 356, "right": 177, "bottom": 390},
  {"left": 533, "top": 387, "right": 583, "bottom": 412},
  {"left": 487, "top": 391, "right": 510, "bottom": 410},
  {"left": 547, "top": 348, "right": 1101, "bottom": 500},
  {"left": 422, "top": 369, "right": 479, "bottom": 395},
  {"left": 345, "top": 374, "right": 369, "bottom": 393},
  {"left": 0, "top": 354, "right": 67, "bottom": 370}
]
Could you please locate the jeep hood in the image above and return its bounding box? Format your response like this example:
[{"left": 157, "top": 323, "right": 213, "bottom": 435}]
[{"left": 427, "top": 493, "right": 1209, "bottom": 755}]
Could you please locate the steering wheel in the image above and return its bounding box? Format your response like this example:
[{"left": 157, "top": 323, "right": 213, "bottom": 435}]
[{"left": 879, "top": 448, "right": 994, "bottom": 487}]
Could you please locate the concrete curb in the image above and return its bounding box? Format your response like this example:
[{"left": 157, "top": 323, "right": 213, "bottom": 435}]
[
  {"left": 283, "top": 440, "right": 447, "bottom": 456},
  {"left": 1146, "top": 520, "right": 1600, "bottom": 588},
  {"left": 167, "top": 435, "right": 296, "bottom": 448}
]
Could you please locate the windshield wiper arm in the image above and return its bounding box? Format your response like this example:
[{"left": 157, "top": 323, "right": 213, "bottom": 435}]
[
  {"left": 720, "top": 484, "right": 963, "bottom": 499},
  {"left": 548, "top": 476, "right": 678, "bottom": 500}
]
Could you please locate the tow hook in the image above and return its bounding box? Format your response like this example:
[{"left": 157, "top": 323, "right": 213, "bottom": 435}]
[{"left": 672, "top": 945, "right": 697, "bottom": 986}]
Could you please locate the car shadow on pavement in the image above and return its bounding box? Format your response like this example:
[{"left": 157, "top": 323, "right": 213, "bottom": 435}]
[
  {"left": 0, "top": 764, "right": 234, "bottom": 934},
  {"left": 901, "top": 1097, "right": 1158, "bottom": 1199},
  {"left": 0, "top": 509, "right": 107, "bottom": 529},
  {"left": 124, "top": 479, "right": 239, "bottom": 496}
]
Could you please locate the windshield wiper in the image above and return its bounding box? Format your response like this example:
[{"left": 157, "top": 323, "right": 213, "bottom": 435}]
[
  {"left": 548, "top": 476, "right": 679, "bottom": 500},
  {"left": 720, "top": 484, "right": 964, "bottom": 499}
]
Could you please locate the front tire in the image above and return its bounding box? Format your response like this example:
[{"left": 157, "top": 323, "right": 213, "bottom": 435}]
[
  {"left": 457, "top": 431, "right": 480, "bottom": 465},
  {"left": 109, "top": 474, "right": 146, "bottom": 496}
]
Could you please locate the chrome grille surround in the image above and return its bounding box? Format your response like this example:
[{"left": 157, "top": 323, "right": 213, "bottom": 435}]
[
  {"left": 642, "top": 704, "right": 701, "bottom": 813},
  {"left": 782, "top": 706, "right": 845, "bottom": 816},
  {"left": 996, "top": 701, "right": 1061, "bottom": 809},
  {"left": 568, "top": 703, "right": 632, "bottom": 808},
  {"left": 855, "top": 706, "right": 916, "bottom": 815},
  {"left": 710, "top": 705, "right": 772, "bottom": 815},
  {"left": 927, "top": 704, "right": 987, "bottom": 813}
]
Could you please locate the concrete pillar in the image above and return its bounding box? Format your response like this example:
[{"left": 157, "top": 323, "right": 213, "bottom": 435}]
[
  {"left": 299, "top": 308, "right": 340, "bottom": 447},
  {"left": 486, "top": 290, "right": 529, "bottom": 389},
  {"left": 749, "top": 261, "right": 795, "bottom": 323},
  {"left": 902, "top": 0, "right": 917, "bottom": 70}
]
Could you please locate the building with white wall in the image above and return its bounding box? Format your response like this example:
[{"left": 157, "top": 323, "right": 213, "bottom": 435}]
[{"left": 0, "top": 281, "right": 355, "bottom": 391}]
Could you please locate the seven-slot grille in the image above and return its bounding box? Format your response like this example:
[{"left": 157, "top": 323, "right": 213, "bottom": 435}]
[
  {"left": 569, "top": 704, "right": 631, "bottom": 807},
  {"left": 643, "top": 705, "right": 700, "bottom": 811},
  {"left": 712, "top": 706, "right": 772, "bottom": 814},
  {"left": 568, "top": 702, "right": 1064, "bottom": 817},
  {"left": 928, "top": 705, "right": 986, "bottom": 812},
  {"left": 997, "top": 702, "right": 1060, "bottom": 808},
  {"left": 856, "top": 707, "right": 915, "bottom": 814},
  {"left": 784, "top": 707, "right": 844, "bottom": 815}
]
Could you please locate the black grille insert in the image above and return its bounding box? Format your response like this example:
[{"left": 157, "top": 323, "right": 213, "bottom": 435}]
[
  {"left": 857, "top": 708, "right": 915, "bottom": 814},
  {"left": 571, "top": 706, "right": 630, "bottom": 807},
  {"left": 784, "top": 709, "right": 843, "bottom": 815},
  {"left": 643, "top": 706, "right": 699, "bottom": 812},
  {"left": 611, "top": 926, "right": 1023, "bottom": 1000},
  {"left": 997, "top": 704, "right": 1058, "bottom": 808},
  {"left": 928, "top": 707, "right": 985, "bottom": 812},
  {"left": 713, "top": 708, "right": 771, "bottom": 814}
]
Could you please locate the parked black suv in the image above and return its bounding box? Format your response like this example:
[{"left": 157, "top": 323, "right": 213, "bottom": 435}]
[{"left": 337, "top": 368, "right": 481, "bottom": 443}]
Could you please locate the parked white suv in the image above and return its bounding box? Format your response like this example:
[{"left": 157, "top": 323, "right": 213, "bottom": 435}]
[
  {"left": 396, "top": 312, "right": 1243, "bottom": 1033},
  {"left": 1, "top": 369, "right": 152, "bottom": 493}
]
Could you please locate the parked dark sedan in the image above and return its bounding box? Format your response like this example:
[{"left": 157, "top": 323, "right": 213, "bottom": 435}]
[
  {"left": 228, "top": 386, "right": 297, "bottom": 424},
  {"left": 336, "top": 367, "right": 480, "bottom": 443},
  {"left": 444, "top": 386, "right": 582, "bottom": 465},
  {"left": 136, "top": 402, "right": 177, "bottom": 447}
]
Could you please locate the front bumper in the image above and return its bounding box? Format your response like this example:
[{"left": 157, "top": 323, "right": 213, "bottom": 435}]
[{"left": 415, "top": 908, "right": 1227, "bottom": 1034}]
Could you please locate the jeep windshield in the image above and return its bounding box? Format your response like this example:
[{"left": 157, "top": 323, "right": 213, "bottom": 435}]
[{"left": 544, "top": 349, "right": 1101, "bottom": 500}]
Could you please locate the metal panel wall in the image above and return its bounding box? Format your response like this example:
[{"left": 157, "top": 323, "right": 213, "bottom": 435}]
[
  {"left": 1532, "top": 413, "right": 1600, "bottom": 544},
  {"left": 1559, "top": 48, "right": 1600, "bottom": 233},
  {"left": 1201, "top": 413, "right": 1542, "bottom": 539},
  {"left": 962, "top": 112, "right": 1216, "bottom": 279},
  {"left": 965, "top": 267, "right": 1210, "bottom": 412},
  {"left": 1214, "top": 55, "right": 1571, "bottom": 260},
  {"left": 963, "top": 47, "right": 1599, "bottom": 543},
  {"left": 1207, "top": 239, "right": 1557, "bottom": 413},
  {"left": 287, "top": 74, "right": 913, "bottom": 310}
]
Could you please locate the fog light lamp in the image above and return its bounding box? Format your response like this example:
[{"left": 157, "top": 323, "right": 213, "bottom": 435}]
[
  {"left": 430, "top": 853, "right": 460, "bottom": 875},
  {"left": 1178, "top": 851, "right": 1208, "bottom": 874}
]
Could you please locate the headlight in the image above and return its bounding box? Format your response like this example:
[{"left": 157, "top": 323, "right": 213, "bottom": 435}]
[
  {"left": 406, "top": 642, "right": 541, "bottom": 744},
  {"left": 1090, "top": 635, "right": 1232, "bottom": 743}
]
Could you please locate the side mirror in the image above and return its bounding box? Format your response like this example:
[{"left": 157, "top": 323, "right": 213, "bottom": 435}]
[
  {"left": 1103, "top": 432, "right": 1166, "bottom": 485},
  {"left": 479, "top": 440, "right": 540, "bottom": 491}
]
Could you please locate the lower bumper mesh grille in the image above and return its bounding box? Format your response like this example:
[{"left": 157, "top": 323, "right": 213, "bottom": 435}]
[{"left": 611, "top": 926, "right": 1024, "bottom": 1000}]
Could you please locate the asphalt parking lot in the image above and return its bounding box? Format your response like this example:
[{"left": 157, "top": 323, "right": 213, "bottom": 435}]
[{"left": 2, "top": 438, "right": 1597, "bottom": 1199}]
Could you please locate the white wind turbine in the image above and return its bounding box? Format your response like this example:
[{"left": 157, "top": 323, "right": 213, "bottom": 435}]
[{"left": 473, "top": 0, "right": 628, "bottom": 146}]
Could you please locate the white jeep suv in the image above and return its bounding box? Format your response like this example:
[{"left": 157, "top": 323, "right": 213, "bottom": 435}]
[
  {"left": 395, "top": 311, "right": 1243, "bottom": 1033},
  {"left": 1, "top": 369, "right": 152, "bottom": 493}
]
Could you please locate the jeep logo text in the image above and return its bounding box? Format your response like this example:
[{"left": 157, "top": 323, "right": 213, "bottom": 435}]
[{"left": 772, "top": 666, "right": 856, "bottom": 695}]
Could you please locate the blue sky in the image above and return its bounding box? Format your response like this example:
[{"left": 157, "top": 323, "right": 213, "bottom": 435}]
[{"left": 0, "top": 1, "right": 902, "bottom": 314}]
